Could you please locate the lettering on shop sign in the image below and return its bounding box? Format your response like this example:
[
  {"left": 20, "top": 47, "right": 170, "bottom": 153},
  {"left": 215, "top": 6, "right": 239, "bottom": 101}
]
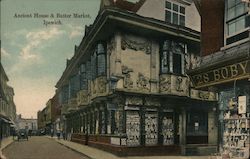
[{"left": 191, "top": 60, "right": 250, "bottom": 88}]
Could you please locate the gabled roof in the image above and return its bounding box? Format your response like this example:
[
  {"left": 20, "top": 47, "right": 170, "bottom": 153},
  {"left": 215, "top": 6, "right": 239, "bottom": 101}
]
[{"left": 100, "top": 0, "right": 146, "bottom": 12}]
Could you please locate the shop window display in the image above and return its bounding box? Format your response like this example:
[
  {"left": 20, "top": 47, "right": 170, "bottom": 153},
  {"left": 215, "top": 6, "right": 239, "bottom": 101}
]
[
  {"left": 126, "top": 111, "right": 140, "bottom": 146},
  {"left": 145, "top": 112, "right": 158, "bottom": 145},
  {"left": 220, "top": 86, "right": 250, "bottom": 158},
  {"left": 162, "top": 113, "right": 175, "bottom": 145}
]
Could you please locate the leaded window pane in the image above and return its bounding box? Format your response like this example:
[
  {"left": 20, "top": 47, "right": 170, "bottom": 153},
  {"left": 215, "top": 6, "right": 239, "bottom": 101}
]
[
  {"left": 165, "top": 1, "right": 171, "bottom": 9},
  {"left": 165, "top": 10, "right": 171, "bottom": 23},
  {"left": 97, "top": 54, "right": 106, "bottom": 76},
  {"left": 180, "top": 6, "right": 185, "bottom": 14},
  {"left": 227, "top": 7, "right": 235, "bottom": 20},
  {"left": 91, "top": 53, "right": 96, "bottom": 79},
  {"left": 161, "top": 51, "right": 169, "bottom": 73},
  {"left": 180, "top": 15, "right": 185, "bottom": 26},
  {"left": 228, "top": 0, "right": 236, "bottom": 9},
  {"left": 173, "top": 3, "right": 178, "bottom": 12},
  {"left": 173, "top": 53, "right": 182, "bottom": 74},
  {"left": 228, "top": 21, "right": 236, "bottom": 35},
  {"left": 236, "top": 16, "right": 245, "bottom": 31},
  {"left": 236, "top": 3, "right": 245, "bottom": 17},
  {"left": 173, "top": 13, "right": 178, "bottom": 25},
  {"left": 86, "top": 61, "right": 91, "bottom": 80}
]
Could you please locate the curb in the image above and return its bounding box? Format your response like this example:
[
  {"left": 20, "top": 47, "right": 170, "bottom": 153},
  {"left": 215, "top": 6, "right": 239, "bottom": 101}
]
[
  {"left": 47, "top": 136, "right": 93, "bottom": 159},
  {"left": 1, "top": 138, "right": 15, "bottom": 151}
]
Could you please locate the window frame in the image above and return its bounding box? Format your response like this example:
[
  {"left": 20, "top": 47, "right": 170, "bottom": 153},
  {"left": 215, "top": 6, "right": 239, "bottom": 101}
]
[
  {"left": 165, "top": 1, "right": 186, "bottom": 26},
  {"left": 160, "top": 40, "right": 186, "bottom": 75},
  {"left": 225, "top": 0, "right": 249, "bottom": 39}
]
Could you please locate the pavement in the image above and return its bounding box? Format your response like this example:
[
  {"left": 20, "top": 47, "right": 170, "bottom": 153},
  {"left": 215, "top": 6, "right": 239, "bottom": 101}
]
[
  {"left": 47, "top": 136, "right": 215, "bottom": 159},
  {"left": 3, "top": 136, "right": 88, "bottom": 159},
  {"left": 0, "top": 136, "right": 14, "bottom": 159}
]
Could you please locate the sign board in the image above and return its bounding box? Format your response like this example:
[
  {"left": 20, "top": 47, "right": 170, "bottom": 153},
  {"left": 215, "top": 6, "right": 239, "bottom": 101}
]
[
  {"left": 238, "top": 96, "right": 247, "bottom": 114},
  {"left": 191, "top": 60, "right": 250, "bottom": 88}
]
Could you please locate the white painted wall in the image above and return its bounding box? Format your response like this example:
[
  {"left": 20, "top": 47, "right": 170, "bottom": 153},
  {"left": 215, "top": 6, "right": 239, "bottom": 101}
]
[{"left": 137, "top": 0, "right": 200, "bottom": 32}]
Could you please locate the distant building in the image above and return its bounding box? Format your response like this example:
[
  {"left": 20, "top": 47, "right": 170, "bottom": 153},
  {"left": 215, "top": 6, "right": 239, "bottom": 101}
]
[
  {"left": 0, "top": 62, "right": 16, "bottom": 139},
  {"left": 16, "top": 114, "right": 37, "bottom": 131}
]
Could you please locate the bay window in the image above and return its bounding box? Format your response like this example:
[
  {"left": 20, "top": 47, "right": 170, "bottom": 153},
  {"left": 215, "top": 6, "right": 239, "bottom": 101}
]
[
  {"left": 97, "top": 43, "right": 106, "bottom": 76},
  {"left": 79, "top": 63, "right": 88, "bottom": 90},
  {"left": 160, "top": 40, "right": 185, "bottom": 75}
]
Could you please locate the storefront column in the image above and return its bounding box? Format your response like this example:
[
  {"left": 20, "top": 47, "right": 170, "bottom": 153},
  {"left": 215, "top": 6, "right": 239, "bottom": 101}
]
[
  {"left": 208, "top": 107, "right": 218, "bottom": 145},
  {"left": 180, "top": 108, "right": 186, "bottom": 155}
]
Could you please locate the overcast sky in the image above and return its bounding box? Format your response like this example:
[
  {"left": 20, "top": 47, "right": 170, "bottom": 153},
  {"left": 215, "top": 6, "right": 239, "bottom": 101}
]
[{"left": 1, "top": 0, "right": 100, "bottom": 118}]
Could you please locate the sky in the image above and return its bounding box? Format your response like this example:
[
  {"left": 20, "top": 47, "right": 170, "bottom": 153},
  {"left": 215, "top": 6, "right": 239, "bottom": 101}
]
[{"left": 1, "top": 0, "right": 100, "bottom": 118}]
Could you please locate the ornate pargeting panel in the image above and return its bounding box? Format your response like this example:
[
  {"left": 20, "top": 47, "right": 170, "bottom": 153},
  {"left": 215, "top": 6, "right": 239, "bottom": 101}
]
[
  {"left": 91, "top": 76, "right": 107, "bottom": 98},
  {"left": 121, "top": 35, "right": 152, "bottom": 54},
  {"left": 122, "top": 65, "right": 134, "bottom": 89},
  {"left": 159, "top": 74, "right": 189, "bottom": 96},
  {"left": 145, "top": 98, "right": 161, "bottom": 107},
  {"left": 190, "top": 89, "right": 218, "bottom": 101},
  {"left": 145, "top": 112, "right": 158, "bottom": 145},
  {"left": 77, "top": 90, "right": 88, "bottom": 106},
  {"left": 125, "top": 96, "right": 143, "bottom": 106},
  {"left": 136, "top": 72, "right": 150, "bottom": 91},
  {"left": 126, "top": 110, "right": 141, "bottom": 146}
]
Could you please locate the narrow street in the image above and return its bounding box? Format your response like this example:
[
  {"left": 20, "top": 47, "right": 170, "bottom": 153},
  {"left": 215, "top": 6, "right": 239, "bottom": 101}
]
[{"left": 3, "top": 136, "right": 89, "bottom": 159}]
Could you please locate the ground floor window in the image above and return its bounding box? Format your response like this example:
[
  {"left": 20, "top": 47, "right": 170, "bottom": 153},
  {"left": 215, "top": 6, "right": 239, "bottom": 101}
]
[
  {"left": 186, "top": 110, "right": 208, "bottom": 144},
  {"left": 145, "top": 111, "right": 158, "bottom": 145},
  {"left": 126, "top": 110, "right": 141, "bottom": 146}
]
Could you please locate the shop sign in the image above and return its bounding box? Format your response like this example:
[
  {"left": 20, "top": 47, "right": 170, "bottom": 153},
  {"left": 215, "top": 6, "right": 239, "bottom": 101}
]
[
  {"left": 191, "top": 60, "right": 250, "bottom": 88},
  {"left": 238, "top": 96, "right": 247, "bottom": 114}
]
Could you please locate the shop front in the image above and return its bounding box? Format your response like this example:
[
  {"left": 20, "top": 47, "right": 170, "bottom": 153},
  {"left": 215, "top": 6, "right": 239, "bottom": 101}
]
[{"left": 189, "top": 51, "right": 250, "bottom": 158}]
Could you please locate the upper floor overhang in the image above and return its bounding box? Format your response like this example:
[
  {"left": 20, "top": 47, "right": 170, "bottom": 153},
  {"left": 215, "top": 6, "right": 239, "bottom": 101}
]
[{"left": 55, "top": 7, "right": 200, "bottom": 89}]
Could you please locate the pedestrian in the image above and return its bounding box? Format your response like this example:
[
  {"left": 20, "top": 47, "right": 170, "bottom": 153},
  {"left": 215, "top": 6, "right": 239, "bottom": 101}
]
[
  {"left": 56, "top": 128, "right": 60, "bottom": 140},
  {"left": 51, "top": 129, "right": 54, "bottom": 138},
  {"left": 62, "top": 131, "right": 66, "bottom": 140}
]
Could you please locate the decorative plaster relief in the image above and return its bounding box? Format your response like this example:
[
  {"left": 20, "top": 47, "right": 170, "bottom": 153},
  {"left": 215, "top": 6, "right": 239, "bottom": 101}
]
[
  {"left": 145, "top": 98, "right": 161, "bottom": 107},
  {"left": 190, "top": 53, "right": 201, "bottom": 69},
  {"left": 97, "top": 76, "right": 107, "bottom": 94},
  {"left": 77, "top": 90, "right": 88, "bottom": 106},
  {"left": 185, "top": 53, "right": 190, "bottom": 70},
  {"left": 136, "top": 73, "right": 150, "bottom": 91},
  {"left": 121, "top": 36, "right": 151, "bottom": 54},
  {"left": 159, "top": 75, "right": 171, "bottom": 92},
  {"left": 107, "top": 38, "right": 116, "bottom": 55},
  {"left": 176, "top": 76, "right": 184, "bottom": 92},
  {"left": 126, "top": 96, "right": 143, "bottom": 106},
  {"left": 190, "top": 89, "right": 218, "bottom": 101},
  {"left": 122, "top": 65, "right": 133, "bottom": 89}
]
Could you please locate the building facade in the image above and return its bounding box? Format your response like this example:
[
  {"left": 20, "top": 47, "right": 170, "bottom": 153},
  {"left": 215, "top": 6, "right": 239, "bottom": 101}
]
[
  {"left": 37, "top": 96, "right": 61, "bottom": 135},
  {"left": 189, "top": 0, "right": 250, "bottom": 158},
  {"left": 0, "top": 63, "right": 16, "bottom": 140},
  {"left": 53, "top": 0, "right": 218, "bottom": 156},
  {"left": 16, "top": 114, "right": 37, "bottom": 131}
]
